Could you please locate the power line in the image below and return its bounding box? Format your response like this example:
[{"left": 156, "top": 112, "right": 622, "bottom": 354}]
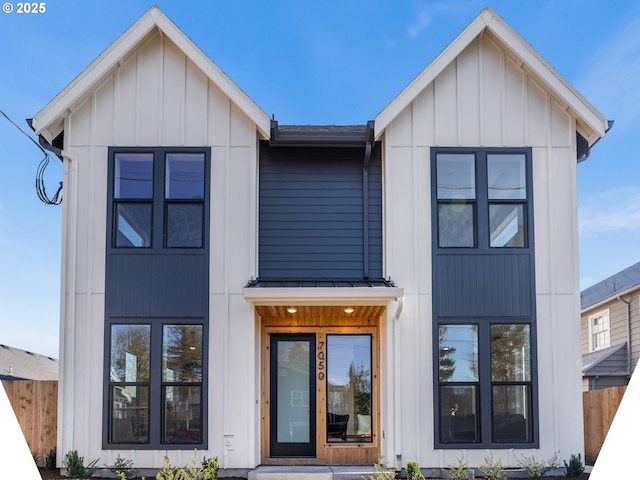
[{"left": 0, "top": 109, "right": 63, "bottom": 205}]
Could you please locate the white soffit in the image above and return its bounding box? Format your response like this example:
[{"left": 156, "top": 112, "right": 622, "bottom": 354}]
[
  {"left": 243, "top": 287, "right": 405, "bottom": 305},
  {"left": 31, "top": 6, "right": 270, "bottom": 142},
  {"left": 374, "top": 7, "right": 608, "bottom": 146}
]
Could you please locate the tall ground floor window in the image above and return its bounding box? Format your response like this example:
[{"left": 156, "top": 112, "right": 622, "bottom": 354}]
[
  {"left": 105, "top": 320, "right": 206, "bottom": 448},
  {"left": 436, "top": 321, "right": 536, "bottom": 447}
]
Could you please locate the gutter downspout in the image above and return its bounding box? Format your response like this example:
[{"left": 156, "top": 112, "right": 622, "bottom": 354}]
[
  {"left": 36, "top": 130, "right": 78, "bottom": 460},
  {"left": 362, "top": 121, "right": 374, "bottom": 279},
  {"left": 618, "top": 295, "right": 632, "bottom": 377}
]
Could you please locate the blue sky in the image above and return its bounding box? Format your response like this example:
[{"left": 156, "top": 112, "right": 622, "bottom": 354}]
[{"left": 1, "top": 1, "right": 639, "bottom": 358}]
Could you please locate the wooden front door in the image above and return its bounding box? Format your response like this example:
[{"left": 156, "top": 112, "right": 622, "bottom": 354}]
[{"left": 260, "top": 307, "right": 382, "bottom": 465}]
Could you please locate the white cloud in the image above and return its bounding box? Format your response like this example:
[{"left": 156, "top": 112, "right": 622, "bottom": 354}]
[
  {"left": 579, "top": 187, "right": 640, "bottom": 233},
  {"left": 407, "top": 5, "right": 433, "bottom": 39}
]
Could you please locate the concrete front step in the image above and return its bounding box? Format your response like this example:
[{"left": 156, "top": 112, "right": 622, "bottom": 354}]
[{"left": 248, "top": 465, "right": 379, "bottom": 480}]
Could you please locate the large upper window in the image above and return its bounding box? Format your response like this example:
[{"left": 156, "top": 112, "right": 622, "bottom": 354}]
[
  {"left": 108, "top": 322, "right": 205, "bottom": 447},
  {"left": 110, "top": 148, "right": 208, "bottom": 249},
  {"left": 435, "top": 150, "right": 531, "bottom": 249},
  {"left": 438, "top": 323, "right": 533, "bottom": 446}
]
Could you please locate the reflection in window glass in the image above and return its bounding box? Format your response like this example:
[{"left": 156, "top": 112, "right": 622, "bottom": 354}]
[
  {"left": 110, "top": 325, "right": 150, "bottom": 382},
  {"left": 437, "top": 154, "right": 476, "bottom": 199},
  {"left": 326, "top": 335, "right": 372, "bottom": 443},
  {"left": 162, "top": 325, "right": 203, "bottom": 382},
  {"left": 115, "top": 203, "right": 152, "bottom": 248},
  {"left": 438, "top": 203, "right": 474, "bottom": 247},
  {"left": 165, "top": 154, "right": 205, "bottom": 199},
  {"left": 491, "top": 324, "right": 531, "bottom": 382},
  {"left": 489, "top": 204, "right": 525, "bottom": 247},
  {"left": 440, "top": 386, "right": 479, "bottom": 443},
  {"left": 488, "top": 154, "right": 526, "bottom": 200},
  {"left": 439, "top": 325, "right": 478, "bottom": 382},
  {"left": 115, "top": 153, "right": 153, "bottom": 198},
  {"left": 276, "top": 340, "right": 310, "bottom": 443},
  {"left": 166, "top": 204, "right": 203, "bottom": 248},
  {"left": 163, "top": 385, "right": 202, "bottom": 444},
  {"left": 492, "top": 385, "right": 532, "bottom": 443},
  {"left": 110, "top": 385, "right": 149, "bottom": 443}
]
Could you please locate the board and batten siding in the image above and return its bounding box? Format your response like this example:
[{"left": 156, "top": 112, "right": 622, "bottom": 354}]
[
  {"left": 382, "top": 32, "right": 582, "bottom": 467},
  {"left": 59, "top": 28, "right": 261, "bottom": 468},
  {"left": 258, "top": 143, "right": 383, "bottom": 279}
]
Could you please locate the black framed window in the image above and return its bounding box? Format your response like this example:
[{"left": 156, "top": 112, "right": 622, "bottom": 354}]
[
  {"left": 437, "top": 322, "right": 534, "bottom": 446},
  {"left": 435, "top": 149, "right": 531, "bottom": 250},
  {"left": 109, "top": 148, "right": 208, "bottom": 250},
  {"left": 107, "top": 321, "right": 205, "bottom": 447}
]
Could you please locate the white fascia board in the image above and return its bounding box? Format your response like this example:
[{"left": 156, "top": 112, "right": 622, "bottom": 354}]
[
  {"left": 32, "top": 6, "right": 270, "bottom": 140},
  {"left": 243, "top": 287, "right": 405, "bottom": 305},
  {"left": 375, "top": 7, "right": 608, "bottom": 144}
]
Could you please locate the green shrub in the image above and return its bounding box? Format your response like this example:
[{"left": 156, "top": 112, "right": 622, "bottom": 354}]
[
  {"left": 202, "top": 456, "right": 219, "bottom": 478},
  {"left": 479, "top": 453, "right": 504, "bottom": 480},
  {"left": 405, "top": 460, "right": 424, "bottom": 480},
  {"left": 65, "top": 450, "right": 99, "bottom": 479},
  {"left": 45, "top": 447, "right": 57, "bottom": 470},
  {"left": 362, "top": 454, "right": 396, "bottom": 480},
  {"left": 563, "top": 453, "right": 585, "bottom": 477},
  {"left": 445, "top": 454, "right": 473, "bottom": 479},
  {"left": 156, "top": 456, "right": 182, "bottom": 480},
  {"left": 515, "top": 451, "right": 559, "bottom": 479},
  {"left": 106, "top": 454, "right": 139, "bottom": 479}
]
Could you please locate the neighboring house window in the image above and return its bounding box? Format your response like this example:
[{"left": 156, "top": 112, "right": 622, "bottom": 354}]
[
  {"left": 108, "top": 322, "right": 205, "bottom": 446},
  {"left": 589, "top": 310, "right": 610, "bottom": 351},
  {"left": 435, "top": 151, "right": 529, "bottom": 249},
  {"left": 438, "top": 323, "right": 533, "bottom": 445},
  {"left": 111, "top": 148, "right": 207, "bottom": 249}
]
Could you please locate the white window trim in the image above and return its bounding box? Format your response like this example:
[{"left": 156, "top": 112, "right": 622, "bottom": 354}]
[{"left": 588, "top": 309, "right": 610, "bottom": 352}]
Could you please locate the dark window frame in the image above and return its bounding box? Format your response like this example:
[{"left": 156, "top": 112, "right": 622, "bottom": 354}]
[
  {"left": 107, "top": 147, "right": 210, "bottom": 252},
  {"left": 432, "top": 148, "right": 533, "bottom": 252},
  {"left": 103, "top": 318, "right": 208, "bottom": 449}
]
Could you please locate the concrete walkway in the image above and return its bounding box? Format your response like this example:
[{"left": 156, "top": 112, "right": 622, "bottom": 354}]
[{"left": 248, "top": 465, "right": 379, "bottom": 480}]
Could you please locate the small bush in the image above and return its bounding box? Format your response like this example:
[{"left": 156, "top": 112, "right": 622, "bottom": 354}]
[
  {"left": 479, "top": 453, "right": 504, "bottom": 480},
  {"left": 65, "top": 450, "right": 99, "bottom": 479},
  {"left": 362, "top": 454, "right": 396, "bottom": 480},
  {"left": 156, "top": 456, "right": 181, "bottom": 480},
  {"left": 515, "top": 451, "right": 559, "bottom": 479},
  {"left": 45, "top": 447, "right": 57, "bottom": 470},
  {"left": 202, "top": 456, "right": 219, "bottom": 478},
  {"left": 445, "top": 454, "right": 473, "bottom": 479},
  {"left": 563, "top": 453, "right": 585, "bottom": 477},
  {"left": 406, "top": 460, "right": 424, "bottom": 480},
  {"left": 106, "top": 454, "right": 139, "bottom": 479}
]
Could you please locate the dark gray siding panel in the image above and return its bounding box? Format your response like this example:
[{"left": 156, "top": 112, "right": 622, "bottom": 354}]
[
  {"left": 435, "top": 254, "right": 532, "bottom": 317},
  {"left": 106, "top": 254, "right": 208, "bottom": 317},
  {"left": 258, "top": 142, "right": 382, "bottom": 279}
]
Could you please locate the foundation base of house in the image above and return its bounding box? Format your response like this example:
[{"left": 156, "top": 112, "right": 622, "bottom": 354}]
[{"left": 248, "top": 465, "right": 381, "bottom": 480}]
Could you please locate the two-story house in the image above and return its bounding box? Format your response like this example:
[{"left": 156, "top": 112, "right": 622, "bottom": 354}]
[
  {"left": 581, "top": 261, "right": 640, "bottom": 391},
  {"left": 29, "top": 6, "right": 608, "bottom": 475}
]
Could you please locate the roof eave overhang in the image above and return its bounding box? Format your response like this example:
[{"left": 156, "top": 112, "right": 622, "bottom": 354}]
[
  {"left": 581, "top": 284, "right": 640, "bottom": 313},
  {"left": 374, "top": 7, "right": 608, "bottom": 146},
  {"left": 243, "top": 286, "right": 405, "bottom": 306},
  {"left": 31, "top": 6, "right": 270, "bottom": 141}
]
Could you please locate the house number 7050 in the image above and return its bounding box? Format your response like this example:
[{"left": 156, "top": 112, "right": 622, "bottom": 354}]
[{"left": 318, "top": 341, "right": 325, "bottom": 380}]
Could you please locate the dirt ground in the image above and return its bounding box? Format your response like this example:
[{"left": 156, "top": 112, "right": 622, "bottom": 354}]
[{"left": 39, "top": 468, "right": 590, "bottom": 480}]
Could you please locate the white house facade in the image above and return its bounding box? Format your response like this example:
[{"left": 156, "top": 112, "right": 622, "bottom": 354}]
[{"left": 30, "top": 6, "right": 608, "bottom": 474}]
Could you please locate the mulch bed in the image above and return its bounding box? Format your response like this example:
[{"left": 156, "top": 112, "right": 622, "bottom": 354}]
[{"left": 39, "top": 468, "right": 590, "bottom": 479}]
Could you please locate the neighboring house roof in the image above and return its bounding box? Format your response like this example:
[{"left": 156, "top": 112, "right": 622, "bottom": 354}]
[
  {"left": 581, "top": 261, "right": 640, "bottom": 311},
  {"left": 0, "top": 345, "right": 58, "bottom": 381},
  {"left": 374, "top": 7, "right": 609, "bottom": 148},
  {"left": 30, "top": 5, "right": 270, "bottom": 142},
  {"left": 582, "top": 342, "right": 628, "bottom": 376}
]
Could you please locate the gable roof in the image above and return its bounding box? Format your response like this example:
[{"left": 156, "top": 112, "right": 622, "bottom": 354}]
[
  {"left": 582, "top": 261, "right": 640, "bottom": 311},
  {"left": 0, "top": 345, "right": 58, "bottom": 381},
  {"left": 374, "top": 7, "right": 609, "bottom": 147},
  {"left": 31, "top": 5, "right": 270, "bottom": 142}
]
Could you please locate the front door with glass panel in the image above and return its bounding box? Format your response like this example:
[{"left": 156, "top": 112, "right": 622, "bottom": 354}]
[{"left": 270, "top": 334, "right": 316, "bottom": 457}]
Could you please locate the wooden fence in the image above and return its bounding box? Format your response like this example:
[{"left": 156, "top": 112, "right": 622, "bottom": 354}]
[
  {"left": 1, "top": 380, "right": 57, "bottom": 466},
  {"left": 583, "top": 385, "right": 627, "bottom": 463}
]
